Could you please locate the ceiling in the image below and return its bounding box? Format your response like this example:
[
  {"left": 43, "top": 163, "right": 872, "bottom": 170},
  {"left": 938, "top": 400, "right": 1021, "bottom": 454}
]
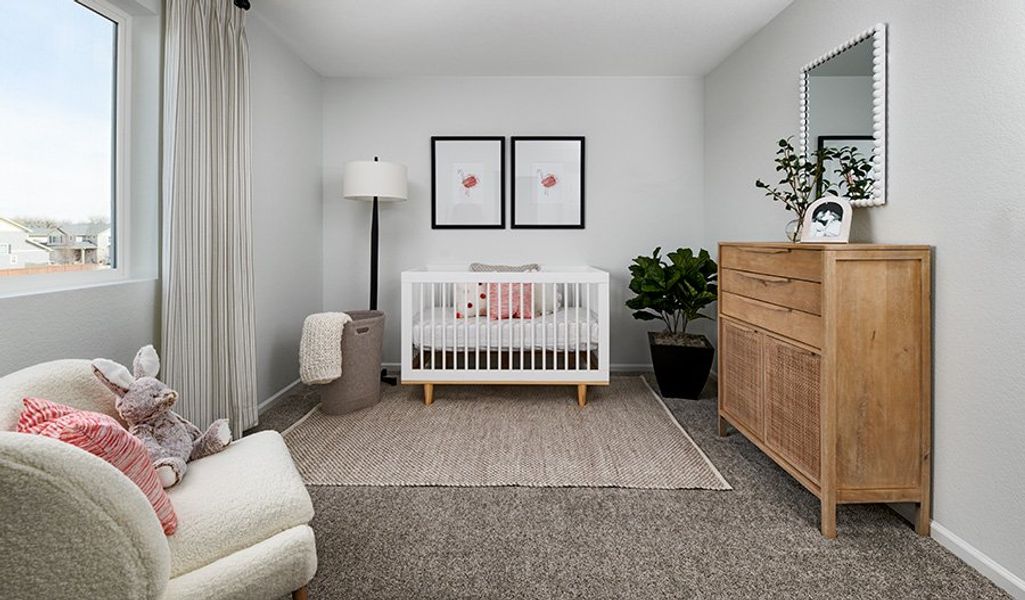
[{"left": 252, "top": 0, "right": 793, "bottom": 77}]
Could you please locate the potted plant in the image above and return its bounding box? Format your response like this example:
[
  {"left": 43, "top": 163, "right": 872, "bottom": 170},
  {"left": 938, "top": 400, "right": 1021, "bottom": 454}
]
[
  {"left": 755, "top": 137, "right": 874, "bottom": 241},
  {"left": 626, "top": 247, "right": 717, "bottom": 399}
]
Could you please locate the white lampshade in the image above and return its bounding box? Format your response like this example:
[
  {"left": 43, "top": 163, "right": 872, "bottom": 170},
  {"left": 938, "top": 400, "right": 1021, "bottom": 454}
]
[{"left": 342, "top": 160, "right": 408, "bottom": 202}]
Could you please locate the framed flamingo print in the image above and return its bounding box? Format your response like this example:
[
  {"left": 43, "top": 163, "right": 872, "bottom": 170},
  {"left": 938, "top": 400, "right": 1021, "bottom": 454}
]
[
  {"left": 511, "top": 137, "right": 585, "bottom": 229},
  {"left": 431, "top": 136, "right": 505, "bottom": 229}
]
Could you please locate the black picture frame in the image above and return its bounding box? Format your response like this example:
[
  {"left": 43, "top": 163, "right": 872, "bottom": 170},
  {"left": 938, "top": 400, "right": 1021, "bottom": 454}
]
[
  {"left": 510, "top": 136, "right": 585, "bottom": 229},
  {"left": 815, "top": 135, "right": 873, "bottom": 198},
  {"left": 431, "top": 136, "right": 506, "bottom": 229}
]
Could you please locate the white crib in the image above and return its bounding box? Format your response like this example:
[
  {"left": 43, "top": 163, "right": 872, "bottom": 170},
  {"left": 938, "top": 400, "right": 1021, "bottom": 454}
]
[{"left": 400, "top": 266, "right": 610, "bottom": 406}]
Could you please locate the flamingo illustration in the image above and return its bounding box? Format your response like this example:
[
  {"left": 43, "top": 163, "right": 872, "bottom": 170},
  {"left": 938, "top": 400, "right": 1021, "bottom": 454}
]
[
  {"left": 537, "top": 169, "right": 558, "bottom": 196},
  {"left": 457, "top": 169, "right": 478, "bottom": 198}
]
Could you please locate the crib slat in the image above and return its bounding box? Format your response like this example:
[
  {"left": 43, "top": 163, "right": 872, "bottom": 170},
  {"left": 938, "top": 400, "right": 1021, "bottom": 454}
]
[
  {"left": 542, "top": 284, "right": 547, "bottom": 370},
  {"left": 419, "top": 283, "right": 424, "bottom": 372},
  {"left": 575, "top": 282, "right": 581, "bottom": 371},
  {"left": 430, "top": 282, "right": 436, "bottom": 371},
  {"left": 477, "top": 281, "right": 481, "bottom": 369},
  {"left": 510, "top": 281, "right": 516, "bottom": 369},
  {"left": 585, "top": 282, "right": 591, "bottom": 371},
  {"left": 565, "top": 281, "right": 574, "bottom": 371},
  {"left": 531, "top": 282, "right": 536, "bottom": 370},
  {"left": 519, "top": 282, "right": 525, "bottom": 369},
  {"left": 494, "top": 283, "right": 498, "bottom": 367},
  {"left": 462, "top": 289, "right": 466, "bottom": 369},
  {"left": 487, "top": 281, "right": 492, "bottom": 370}
]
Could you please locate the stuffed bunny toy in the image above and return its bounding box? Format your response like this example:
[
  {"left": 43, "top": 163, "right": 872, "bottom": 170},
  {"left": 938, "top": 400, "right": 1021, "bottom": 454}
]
[{"left": 92, "top": 345, "right": 232, "bottom": 488}]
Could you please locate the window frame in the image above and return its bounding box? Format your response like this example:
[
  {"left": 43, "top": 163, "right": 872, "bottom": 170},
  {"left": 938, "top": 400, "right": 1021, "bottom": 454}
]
[{"left": 0, "top": 0, "right": 132, "bottom": 297}]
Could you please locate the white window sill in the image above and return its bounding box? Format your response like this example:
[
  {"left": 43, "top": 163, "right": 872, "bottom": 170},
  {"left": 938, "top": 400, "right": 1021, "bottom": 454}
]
[{"left": 0, "top": 271, "right": 158, "bottom": 301}]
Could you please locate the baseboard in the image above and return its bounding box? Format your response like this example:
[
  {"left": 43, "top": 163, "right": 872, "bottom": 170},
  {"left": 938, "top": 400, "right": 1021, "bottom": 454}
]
[
  {"left": 382, "top": 362, "right": 655, "bottom": 373},
  {"left": 611, "top": 363, "right": 653, "bottom": 372},
  {"left": 931, "top": 521, "right": 1025, "bottom": 599},
  {"left": 258, "top": 378, "right": 301, "bottom": 414}
]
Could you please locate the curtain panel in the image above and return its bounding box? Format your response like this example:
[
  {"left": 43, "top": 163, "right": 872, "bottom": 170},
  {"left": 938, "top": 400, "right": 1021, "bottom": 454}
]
[{"left": 162, "top": 0, "right": 258, "bottom": 433}]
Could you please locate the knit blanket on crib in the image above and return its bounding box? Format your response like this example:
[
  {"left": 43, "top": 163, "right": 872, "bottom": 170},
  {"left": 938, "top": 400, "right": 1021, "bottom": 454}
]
[{"left": 300, "top": 312, "right": 352, "bottom": 385}]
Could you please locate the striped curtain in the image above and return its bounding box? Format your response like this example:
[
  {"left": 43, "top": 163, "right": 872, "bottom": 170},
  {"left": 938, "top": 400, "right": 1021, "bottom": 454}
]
[{"left": 161, "top": 0, "right": 258, "bottom": 434}]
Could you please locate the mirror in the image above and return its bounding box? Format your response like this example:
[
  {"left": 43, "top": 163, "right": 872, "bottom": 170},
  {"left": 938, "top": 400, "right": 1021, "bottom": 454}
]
[{"left": 800, "top": 24, "right": 887, "bottom": 207}]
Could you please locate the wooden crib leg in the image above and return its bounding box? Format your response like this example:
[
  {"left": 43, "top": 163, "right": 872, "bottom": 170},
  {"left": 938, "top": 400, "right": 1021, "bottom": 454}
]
[
  {"left": 577, "top": 384, "right": 587, "bottom": 407},
  {"left": 424, "top": 383, "right": 434, "bottom": 406}
]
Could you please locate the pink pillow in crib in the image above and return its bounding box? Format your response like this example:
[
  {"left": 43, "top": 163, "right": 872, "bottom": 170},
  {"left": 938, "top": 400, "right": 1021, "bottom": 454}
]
[{"left": 487, "top": 283, "right": 534, "bottom": 319}]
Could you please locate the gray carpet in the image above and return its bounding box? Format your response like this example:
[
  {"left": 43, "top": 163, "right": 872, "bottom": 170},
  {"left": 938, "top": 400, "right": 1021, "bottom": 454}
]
[{"left": 252, "top": 375, "right": 1009, "bottom": 599}]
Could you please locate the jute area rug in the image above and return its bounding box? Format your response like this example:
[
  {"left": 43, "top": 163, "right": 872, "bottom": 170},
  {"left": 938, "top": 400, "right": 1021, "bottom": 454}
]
[{"left": 282, "top": 375, "right": 730, "bottom": 490}]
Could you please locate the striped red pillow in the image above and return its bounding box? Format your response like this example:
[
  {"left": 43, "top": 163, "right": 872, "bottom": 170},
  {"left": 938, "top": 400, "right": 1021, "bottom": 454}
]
[
  {"left": 18, "top": 398, "right": 178, "bottom": 535},
  {"left": 487, "top": 282, "right": 534, "bottom": 320}
]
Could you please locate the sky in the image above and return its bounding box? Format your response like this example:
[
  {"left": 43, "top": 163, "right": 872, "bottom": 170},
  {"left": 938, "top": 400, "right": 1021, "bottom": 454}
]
[{"left": 0, "top": 0, "right": 116, "bottom": 224}]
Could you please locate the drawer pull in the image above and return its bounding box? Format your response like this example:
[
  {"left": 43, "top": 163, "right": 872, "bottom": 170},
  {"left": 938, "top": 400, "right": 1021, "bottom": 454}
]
[
  {"left": 737, "top": 272, "right": 791, "bottom": 285},
  {"left": 760, "top": 303, "right": 793, "bottom": 313},
  {"left": 740, "top": 247, "right": 791, "bottom": 255}
]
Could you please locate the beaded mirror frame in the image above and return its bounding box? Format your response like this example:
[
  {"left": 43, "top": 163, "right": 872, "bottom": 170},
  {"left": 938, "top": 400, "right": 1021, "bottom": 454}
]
[{"left": 799, "top": 23, "right": 887, "bottom": 208}]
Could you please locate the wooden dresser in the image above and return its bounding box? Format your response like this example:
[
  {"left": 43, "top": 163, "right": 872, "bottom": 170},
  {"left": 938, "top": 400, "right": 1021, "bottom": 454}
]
[{"left": 717, "top": 242, "right": 932, "bottom": 538}]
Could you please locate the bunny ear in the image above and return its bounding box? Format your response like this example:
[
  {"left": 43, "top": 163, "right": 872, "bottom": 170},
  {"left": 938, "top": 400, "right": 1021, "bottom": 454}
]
[
  {"left": 133, "top": 345, "right": 160, "bottom": 379},
  {"left": 91, "top": 359, "right": 134, "bottom": 397}
]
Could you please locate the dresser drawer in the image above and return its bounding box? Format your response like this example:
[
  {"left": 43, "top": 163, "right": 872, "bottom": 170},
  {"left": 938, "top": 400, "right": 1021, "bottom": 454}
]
[
  {"left": 720, "top": 246, "right": 823, "bottom": 282},
  {"left": 720, "top": 292, "right": 823, "bottom": 348},
  {"left": 721, "top": 268, "right": 822, "bottom": 315}
]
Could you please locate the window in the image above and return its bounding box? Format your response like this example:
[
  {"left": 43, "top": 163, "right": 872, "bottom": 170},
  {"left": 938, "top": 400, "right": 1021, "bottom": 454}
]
[{"left": 0, "top": 0, "right": 126, "bottom": 280}]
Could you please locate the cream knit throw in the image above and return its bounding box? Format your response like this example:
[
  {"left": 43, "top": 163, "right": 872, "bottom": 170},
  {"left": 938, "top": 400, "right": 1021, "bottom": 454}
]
[{"left": 299, "top": 312, "right": 352, "bottom": 385}]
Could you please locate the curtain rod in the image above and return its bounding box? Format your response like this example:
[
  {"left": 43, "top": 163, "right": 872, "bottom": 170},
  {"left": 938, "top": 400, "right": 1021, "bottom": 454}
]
[{"left": 234, "top": 0, "right": 250, "bottom": 10}]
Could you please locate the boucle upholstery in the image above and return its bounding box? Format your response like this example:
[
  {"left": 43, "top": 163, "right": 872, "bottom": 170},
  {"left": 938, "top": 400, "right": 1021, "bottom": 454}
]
[
  {"left": 162, "top": 525, "right": 317, "bottom": 600},
  {"left": 0, "top": 431, "right": 170, "bottom": 600},
  {"left": 166, "top": 430, "right": 314, "bottom": 576},
  {"left": 0, "top": 359, "right": 124, "bottom": 431},
  {"left": 0, "top": 360, "right": 317, "bottom": 600}
]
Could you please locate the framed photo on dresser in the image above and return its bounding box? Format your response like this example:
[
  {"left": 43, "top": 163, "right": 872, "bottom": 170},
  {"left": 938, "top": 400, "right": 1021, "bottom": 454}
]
[
  {"left": 431, "top": 136, "right": 505, "bottom": 229},
  {"left": 511, "top": 136, "right": 585, "bottom": 229}
]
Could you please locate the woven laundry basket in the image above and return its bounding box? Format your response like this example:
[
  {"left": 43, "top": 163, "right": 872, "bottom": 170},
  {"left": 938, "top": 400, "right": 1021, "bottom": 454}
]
[{"left": 320, "top": 310, "right": 385, "bottom": 415}]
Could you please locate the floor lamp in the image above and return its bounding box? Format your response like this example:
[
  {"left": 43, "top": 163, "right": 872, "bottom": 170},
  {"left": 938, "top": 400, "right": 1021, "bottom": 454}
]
[{"left": 342, "top": 157, "right": 408, "bottom": 383}]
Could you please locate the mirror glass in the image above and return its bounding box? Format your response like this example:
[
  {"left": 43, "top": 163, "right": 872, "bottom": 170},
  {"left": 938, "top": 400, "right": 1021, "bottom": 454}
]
[{"left": 801, "top": 26, "right": 886, "bottom": 207}]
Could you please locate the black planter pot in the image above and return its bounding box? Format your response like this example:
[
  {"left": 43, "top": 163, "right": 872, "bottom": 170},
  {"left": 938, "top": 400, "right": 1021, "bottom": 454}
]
[{"left": 648, "top": 332, "right": 715, "bottom": 400}]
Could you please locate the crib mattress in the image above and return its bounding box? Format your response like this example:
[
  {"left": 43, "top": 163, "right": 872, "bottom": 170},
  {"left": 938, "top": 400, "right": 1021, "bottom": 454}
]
[{"left": 412, "top": 307, "right": 600, "bottom": 351}]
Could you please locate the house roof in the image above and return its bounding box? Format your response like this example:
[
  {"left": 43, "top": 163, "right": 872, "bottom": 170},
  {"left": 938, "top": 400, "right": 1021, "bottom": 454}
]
[
  {"left": 64, "top": 222, "right": 110, "bottom": 236},
  {"left": 0, "top": 217, "right": 31, "bottom": 233}
]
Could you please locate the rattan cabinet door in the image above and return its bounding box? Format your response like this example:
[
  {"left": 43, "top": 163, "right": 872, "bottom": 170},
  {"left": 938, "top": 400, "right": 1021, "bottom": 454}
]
[
  {"left": 764, "top": 336, "right": 822, "bottom": 482},
  {"left": 720, "top": 319, "right": 763, "bottom": 435}
]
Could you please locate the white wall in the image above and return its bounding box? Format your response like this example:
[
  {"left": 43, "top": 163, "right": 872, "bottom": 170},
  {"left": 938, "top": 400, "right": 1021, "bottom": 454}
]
[
  {"left": 0, "top": 4, "right": 162, "bottom": 375},
  {"left": 248, "top": 15, "right": 325, "bottom": 402},
  {"left": 322, "top": 77, "right": 706, "bottom": 366},
  {"left": 704, "top": 0, "right": 1025, "bottom": 593}
]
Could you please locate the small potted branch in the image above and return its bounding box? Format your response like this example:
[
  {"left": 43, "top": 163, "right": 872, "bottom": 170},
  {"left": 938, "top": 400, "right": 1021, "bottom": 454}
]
[
  {"left": 755, "top": 138, "right": 839, "bottom": 241},
  {"left": 627, "top": 247, "right": 717, "bottom": 399}
]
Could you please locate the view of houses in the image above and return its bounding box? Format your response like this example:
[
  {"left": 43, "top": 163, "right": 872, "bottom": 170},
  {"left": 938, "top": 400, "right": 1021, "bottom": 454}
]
[{"left": 0, "top": 216, "right": 111, "bottom": 274}]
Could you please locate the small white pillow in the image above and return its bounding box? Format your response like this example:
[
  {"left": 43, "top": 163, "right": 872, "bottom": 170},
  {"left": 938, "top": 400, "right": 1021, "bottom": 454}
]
[{"left": 453, "top": 282, "right": 487, "bottom": 318}]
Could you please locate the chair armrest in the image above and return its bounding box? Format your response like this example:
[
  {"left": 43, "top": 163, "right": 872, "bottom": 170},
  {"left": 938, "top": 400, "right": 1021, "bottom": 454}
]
[{"left": 0, "top": 432, "right": 170, "bottom": 599}]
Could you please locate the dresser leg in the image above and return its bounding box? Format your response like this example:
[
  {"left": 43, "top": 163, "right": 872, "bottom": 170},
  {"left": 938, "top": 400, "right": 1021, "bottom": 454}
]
[
  {"left": 424, "top": 383, "right": 434, "bottom": 406},
  {"left": 914, "top": 502, "right": 931, "bottom": 536},
  {"left": 717, "top": 415, "right": 729, "bottom": 437},
  {"left": 820, "top": 497, "right": 837, "bottom": 539}
]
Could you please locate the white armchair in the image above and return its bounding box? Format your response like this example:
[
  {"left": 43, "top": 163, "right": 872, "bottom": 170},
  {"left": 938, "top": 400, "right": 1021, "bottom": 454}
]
[{"left": 0, "top": 360, "right": 317, "bottom": 600}]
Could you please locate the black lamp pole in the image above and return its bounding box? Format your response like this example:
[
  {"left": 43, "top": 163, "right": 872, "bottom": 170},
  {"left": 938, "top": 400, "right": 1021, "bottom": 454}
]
[
  {"left": 369, "top": 156, "right": 380, "bottom": 311},
  {"left": 368, "top": 157, "right": 396, "bottom": 385}
]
